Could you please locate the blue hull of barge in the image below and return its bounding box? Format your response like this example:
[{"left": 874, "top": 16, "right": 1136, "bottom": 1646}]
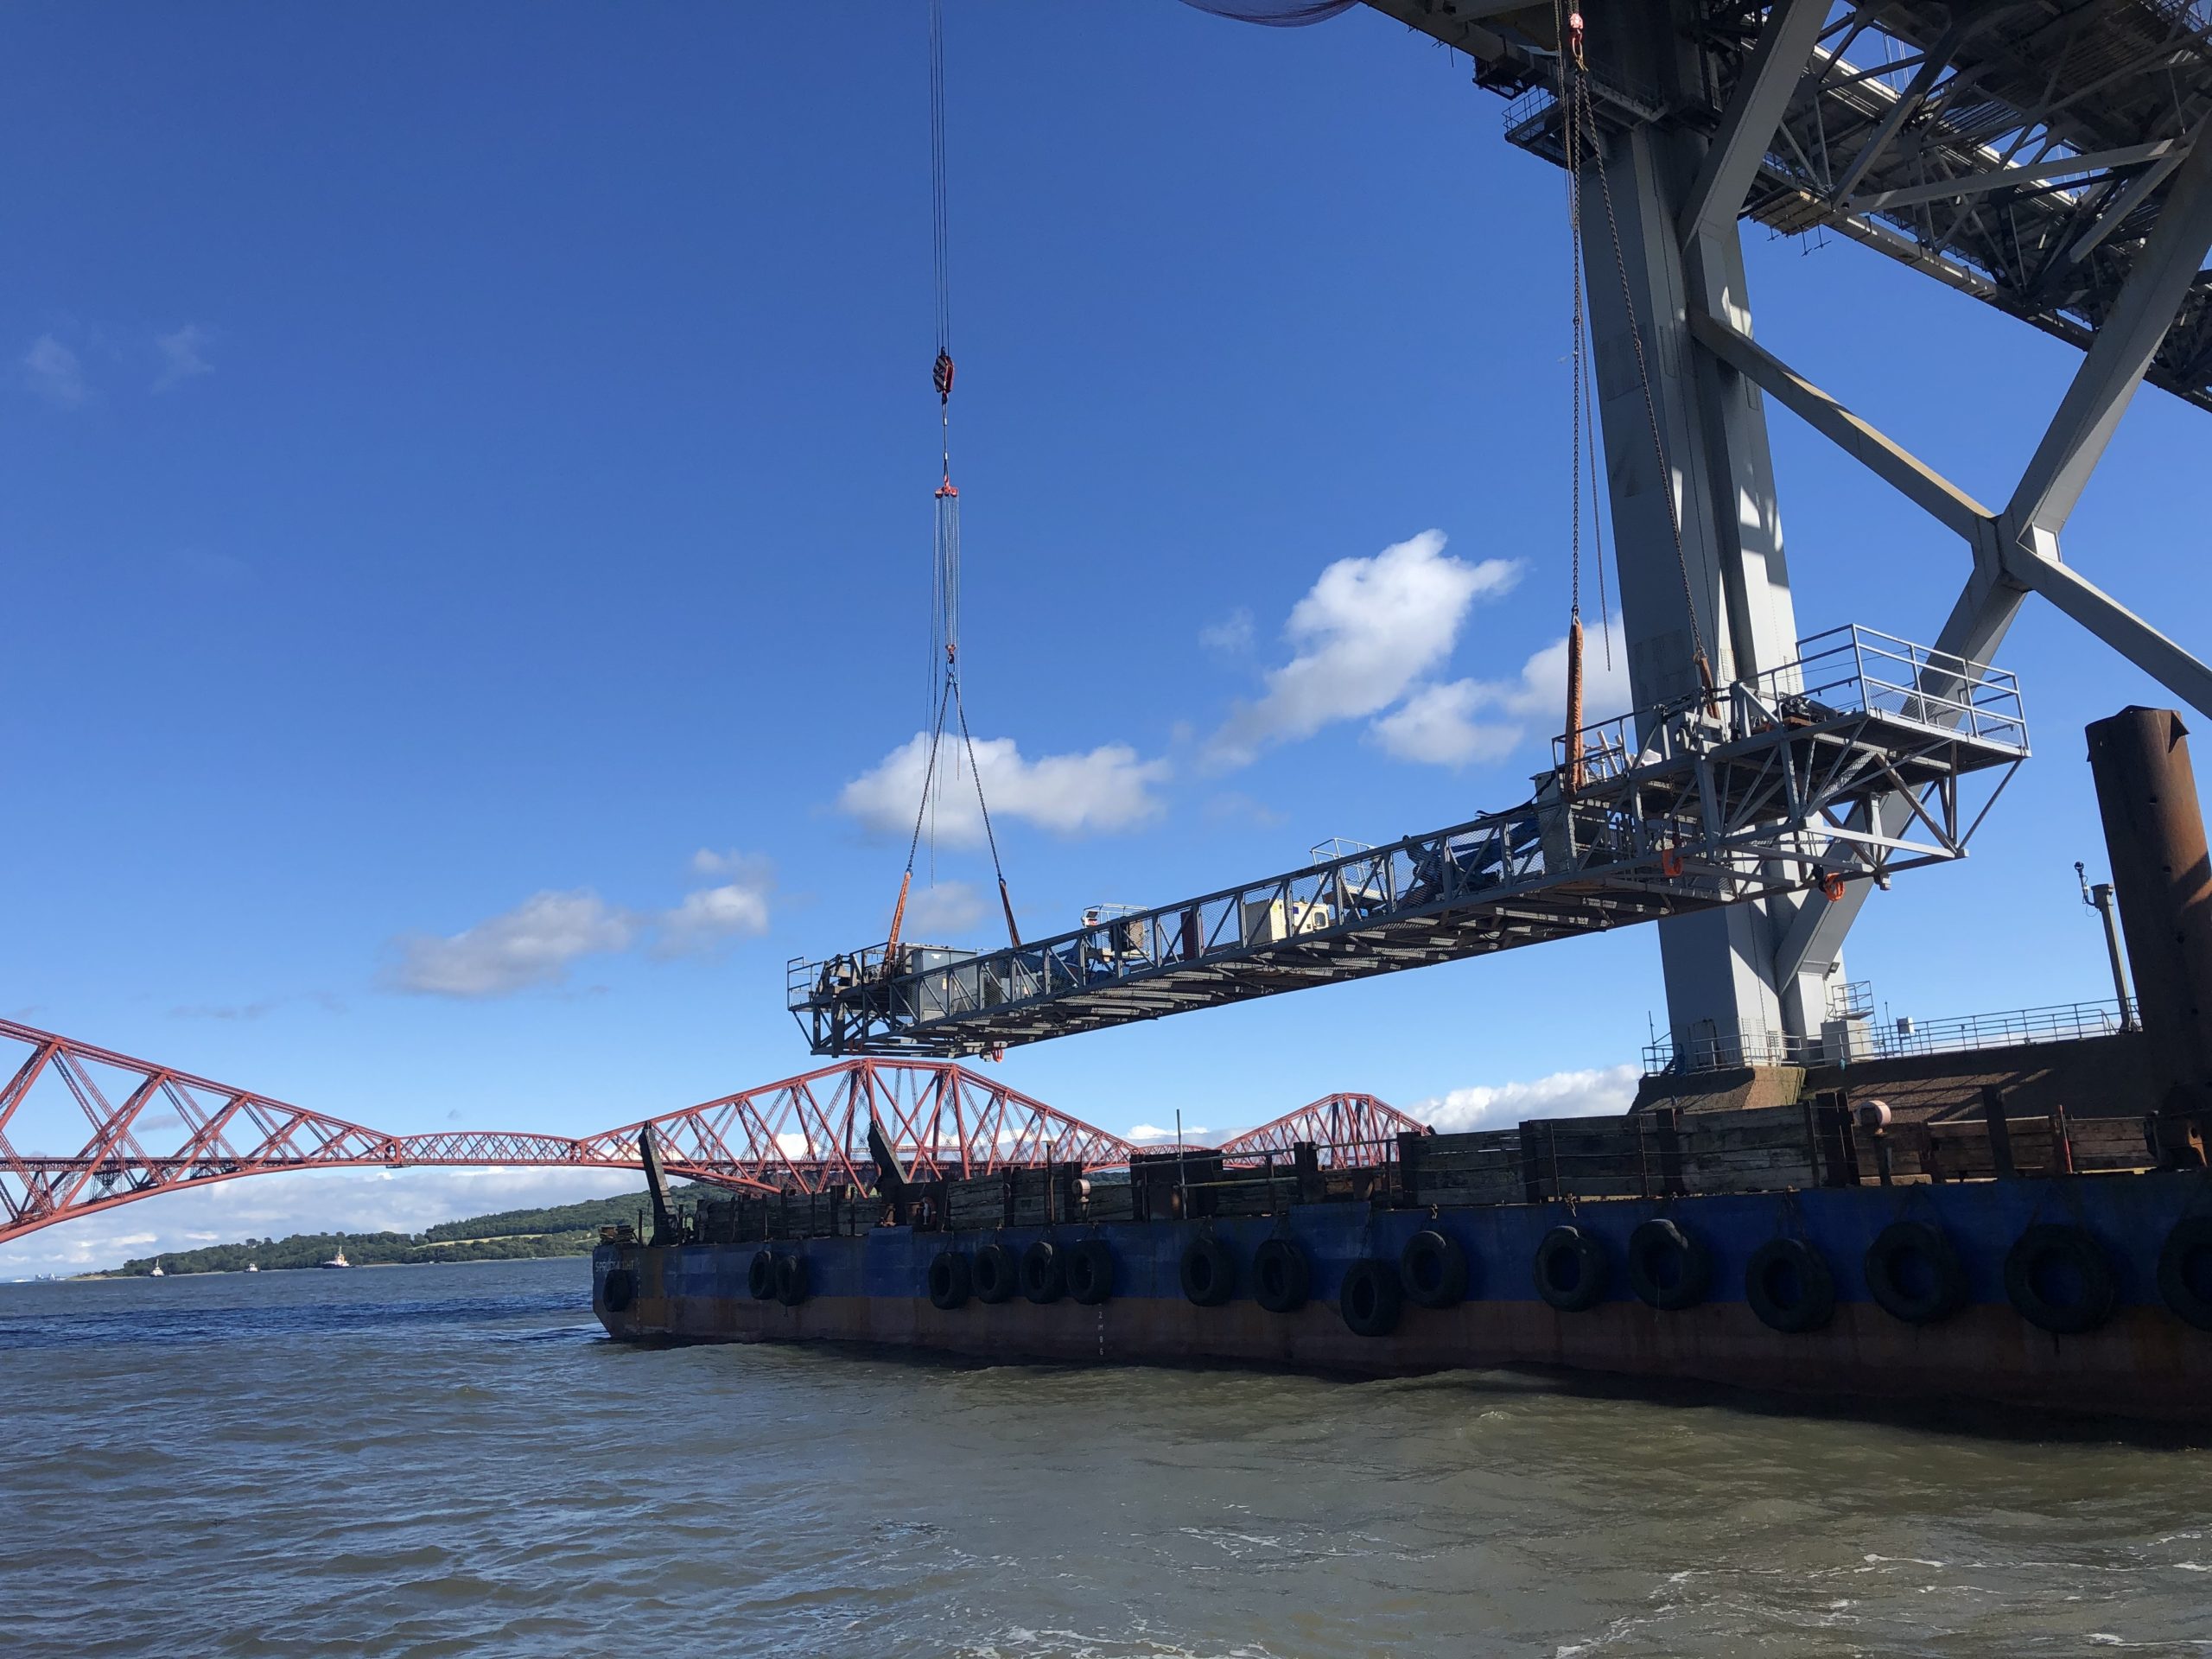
[{"left": 594, "top": 1173, "right": 2212, "bottom": 1424}]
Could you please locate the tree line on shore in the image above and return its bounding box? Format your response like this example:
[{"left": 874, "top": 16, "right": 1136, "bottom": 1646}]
[{"left": 106, "top": 1183, "right": 707, "bottom": 1276}]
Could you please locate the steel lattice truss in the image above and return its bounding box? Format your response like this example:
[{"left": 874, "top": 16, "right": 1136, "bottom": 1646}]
[
  {"left": 1367, "top": 0, "right": 2212, "bottom": 407},
  {"left": 0, "top": 1020, "right": 1141, "bottom": 1244},
  {"left": 1217, "top": 1093, "right": 1430, "bottom": 1166},
  {"left": 791, "top": 626, "right": 2028, "bottom": 1058}
]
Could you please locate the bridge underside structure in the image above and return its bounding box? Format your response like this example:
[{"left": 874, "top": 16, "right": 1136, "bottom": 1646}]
[
  {"left": 0, "top": 1019, "right": 1418, "bottom": 1246},
  {"left": 1311, "top": 0, "right": 2212, "bottom": 1067},
  {"left": 794, "top": 626, "right": 2026, "bottom": 1057}
]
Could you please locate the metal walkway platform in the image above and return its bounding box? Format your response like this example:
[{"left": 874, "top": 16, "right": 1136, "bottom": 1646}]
[{"left": 791, "top": 627, "right": 2028, "bottom": 1058}]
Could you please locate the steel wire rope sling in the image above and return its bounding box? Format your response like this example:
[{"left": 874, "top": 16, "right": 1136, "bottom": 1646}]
[
  {"left": 884, "top": 0, "right": 1023, "bottom": 969},
  {"left": 1553, "top": 2, "right": 1714, "bottom": 778}
]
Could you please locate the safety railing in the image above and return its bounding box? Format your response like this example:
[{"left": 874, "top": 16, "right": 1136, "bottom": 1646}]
[
  {"left": 1556, "top": 624, "right": 2025, "bottom": 781},
  {"left": 1643, "top": 998, "right": 2135, "bottom": 1076}
]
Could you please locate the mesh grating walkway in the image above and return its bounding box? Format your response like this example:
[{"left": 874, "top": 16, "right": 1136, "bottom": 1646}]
[{"left": 791, "top": 627, "right": 2028, "bottom": 1058}]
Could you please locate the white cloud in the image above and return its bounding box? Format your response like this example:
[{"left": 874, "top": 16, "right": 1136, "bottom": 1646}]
[
  {"left": 1198, "top": 607, "right": 1254, "bottom": 656},
  {"left": 1415, "top": 1063, "right": 1641, "bottom": 1134},
  {"left": 388, "top": 889, "right": 639, "bottom": 998},
  {"left": 1370, "top": 681, "right": 1522, "bottom": 767},
  {"left": 839, "top": 734, "right": 1169, "bottom": 845},
  {"left": 654, "top": 850, "right": 773, "bottom": 956},
  {"left": 1200, "top": 791, "right": 1288, "bottom": 830},
  {"left": 1207, "top": 531, "right": 1520, "bottom": 767},
  {"left": 154, "top": 323, "right": 213, "bottom": 391},
  {"left": 22, "top": 334, "right": 89, "bottom": 409},
  {"left": 1128, "top": 1123, "right": 1208, "bottom": 1142},
  {"left": 0, "top": 1166, "right": 645, "bottom": 1279},
  {"left": 1370, "top": 614, "right": 1632, "bottom": 769},
  {"left": 902, "top": 880, "right": 986, "bottom": 938}
]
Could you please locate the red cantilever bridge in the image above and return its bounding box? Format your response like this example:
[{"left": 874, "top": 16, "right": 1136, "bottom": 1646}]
[{"left": 0, "top": 1018, "right": 1427, "bottom": 1246}]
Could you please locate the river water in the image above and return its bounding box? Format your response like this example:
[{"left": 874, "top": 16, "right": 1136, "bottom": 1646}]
[{"left": 3, "top": 1258, "right": 2209, "bottom": 1657}]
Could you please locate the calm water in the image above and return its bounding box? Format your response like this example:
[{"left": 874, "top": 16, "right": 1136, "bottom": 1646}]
[{"left": 3, "top": 1259, "right": 2209, "bottom": 1657}]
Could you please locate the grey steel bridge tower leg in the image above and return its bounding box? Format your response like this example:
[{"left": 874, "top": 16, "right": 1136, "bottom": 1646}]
[{"left": 1578, "top": 0, "right": 1830, "bottom": 1065}]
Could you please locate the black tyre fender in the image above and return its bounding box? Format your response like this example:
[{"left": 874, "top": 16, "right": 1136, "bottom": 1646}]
[
  {"left": 1863, "top": 1220, "right": 1967, "bottom": 1325},
  {"left": 1745, "top": 1237, "right": 1835, "bottom": 1333},
  {"left": 1399, "top": 1229, "right": 1469, "bottom": 1309},
  {"left": 773, "top": 1253, "right": 810, "bottom": 1307},
  {"left": 1626, "top": 1218, "right": 1711, "bottom": 1312},
  {"left": 1533, "top": 1225, "right": 1607, "bottom": 1313},
  {"left": 1020, "top": 1238, "right": 1066, "bottom": 1305},
  {"left": 927, "top": 1249, "right": 971, "bottom": 1311},
  {"left": 747, "top": 1249, "right": 777, "bottom": 1301},
  {"left": 601, "top": 1268, "right": 637, "bottom": 1313},
  {"left": 1067, "top": 1238, "right": 1116, "bottom": 1306},
  {"left": 2158, "top": 1217, "right": 2212, "bottom": 1332},
  {"left": 1338, "top": 1257, "right": 1402, "bottom": 1338},
  {"left": 1252, "top": 1237, "right": 1310, "bottom": 1313},
  {"left": 1179, "top": 1236, "right": 1236, "bottom": 1307},
  {"left": 973, "top": 1242, "right": 1018, "bottom": 1305},
  {"left": 2005, "top": 1224, "right": 2116, "bottom": 1335}
]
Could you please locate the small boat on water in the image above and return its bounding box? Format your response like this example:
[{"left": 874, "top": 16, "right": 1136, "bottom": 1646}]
[
  {"left": 245, "top": 1263, "right": 258, "bottom": 1273},
  {"left": 148, "top": 1260, "right": 164, "bottom": 1278},
  {"left": 318, "top": 1249, "right": 351, "bottom": 1270}
]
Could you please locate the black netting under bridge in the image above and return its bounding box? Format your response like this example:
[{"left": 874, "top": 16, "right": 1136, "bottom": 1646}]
[{"left": 1178, "top": 0, "right": 1357, "bottom": 24}]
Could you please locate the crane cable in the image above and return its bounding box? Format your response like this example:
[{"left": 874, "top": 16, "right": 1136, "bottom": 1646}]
[
  {"left": 1554, "top": 4, "right": 1714, "bottom": 759},
  {"left": 887, "top": 0, "right": 1021, "bottom": 965}
]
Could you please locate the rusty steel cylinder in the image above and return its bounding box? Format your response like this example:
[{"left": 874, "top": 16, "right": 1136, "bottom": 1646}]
[{"left": 2085, "top": 707, "right": 2212, "bottom": 1164}]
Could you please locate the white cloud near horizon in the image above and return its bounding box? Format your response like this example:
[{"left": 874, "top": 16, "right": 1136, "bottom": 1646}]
[
  {"left": 1206, "top": 531, "right": 1521, "bottom": 768},
  {"left": 1372, "top": 613, "right": 1632, "bottom": 767},
  {"left": 1415, "top": 1063, "right": 1641, "bottom": 1134},
  {"left": 838, "top": 734, "right": 1169, "bottom": 845},
  {"left": 389, "top": 851, "right": 778, "bottom": 996},
  {"left": 23, "top": 334, "right": 89, "bottom": 409}
]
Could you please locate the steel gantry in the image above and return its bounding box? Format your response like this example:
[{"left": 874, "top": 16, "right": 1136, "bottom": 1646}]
[
  {"left": 1304, "top": 1, "right": 2212, "bottom": 1065},
  {"left": 792, "top": 626, "right": 2027, "bottom": 1057}
]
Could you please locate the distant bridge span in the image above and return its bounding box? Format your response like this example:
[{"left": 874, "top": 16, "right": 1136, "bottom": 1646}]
[{"left": 0, "top": 1019, "right": 1426, "bottom": 1244}]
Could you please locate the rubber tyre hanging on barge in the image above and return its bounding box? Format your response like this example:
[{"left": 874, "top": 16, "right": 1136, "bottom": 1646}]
[
  {"left": 1625, "top": 1219, "right": 1709, "bottom": 1311},
  {"left": 1020, "top": 1240, "right": 1066, "bottom": 1304},
  {"left": 928, "top": 1249, "right": 970, "bottom": 1311},
  {"left": 747, "top": 1250, "right": 777, "bottom": 1301},
  {"left": 1399, "top": 1230, "right": 1469, "bottom": 1309},
  {"left": 1862, "top": 1221, "right": 1967, "bottom": 1325},
  {"left": 773, "top": 1254, "right": 810, "bottom": 1307},
  {"left": 1745, "top": 1238, "right": 1834, "bottom": 1333},
  {"left": 1066, "top": 1238, "right": 1115, "bottom": 1306},
  {"left": 1533, "top": 1226, "right": 1607, "bottom": 1312},
  {"left": 1180, "top": 1236, "right": 1236, "bottom": 1306},
  {"left": 602, "top": 1268, "right": 637, "bottom": 1313},
  {"left": 2005, "top": 1224, "right": 2116, "bottom": 1334},
  {"left": 2158, "top": 1217, "right": 2212, "bottom": 1332},
  {"left": 973, "top": 1243, "right": 1018, "bottom": 1304},
  {"left": 1252, "top": 1238, "right": 1309, "bottom": 1313},
  {"left": 1338, "top": 1259, "right": 1402, "bottom": 1338}
]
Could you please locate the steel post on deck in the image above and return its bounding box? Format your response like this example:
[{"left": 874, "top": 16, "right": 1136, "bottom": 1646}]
[{"left": 2086, "top": 707, "right": 2212, "bottom": 1166}]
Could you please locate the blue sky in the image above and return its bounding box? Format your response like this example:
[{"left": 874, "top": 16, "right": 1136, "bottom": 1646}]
[{"left": 4, "top": 3, "right": 2206, "bottom": 1271}]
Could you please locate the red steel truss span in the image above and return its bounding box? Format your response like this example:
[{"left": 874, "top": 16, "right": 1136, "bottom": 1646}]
[
  {"left": 0, "top": 1019, "right": 1148, "bottom": 1245},
  {"left": 1217, "top": 1094, "right": 1431, "bottom": 1166}
]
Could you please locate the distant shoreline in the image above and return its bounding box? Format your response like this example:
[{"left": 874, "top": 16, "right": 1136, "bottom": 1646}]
[{"left": 66, "top": 1251, "right": 592, "bottom": 1282}]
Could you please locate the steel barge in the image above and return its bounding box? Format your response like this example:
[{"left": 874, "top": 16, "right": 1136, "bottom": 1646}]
[{"left": 594, "top": 709, "right": 2212, "bottom": 1424}]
